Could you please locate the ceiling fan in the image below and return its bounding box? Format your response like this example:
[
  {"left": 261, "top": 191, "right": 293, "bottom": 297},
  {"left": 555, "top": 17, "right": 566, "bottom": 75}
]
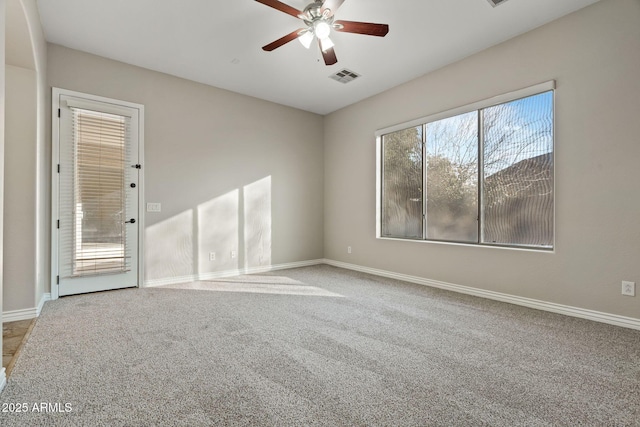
[{"left": 255, "top": 0, "right": 389, "bottom": 66}]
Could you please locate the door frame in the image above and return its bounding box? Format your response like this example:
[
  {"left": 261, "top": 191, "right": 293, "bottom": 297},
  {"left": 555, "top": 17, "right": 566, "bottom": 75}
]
[{"left": 51, "top": 87, "right": 145, "bottom": 300}]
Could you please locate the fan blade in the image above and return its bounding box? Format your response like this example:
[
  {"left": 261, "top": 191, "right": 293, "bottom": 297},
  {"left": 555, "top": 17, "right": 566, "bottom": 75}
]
[
  {"left": 262, "top": 29, "right": 305, "bottom": 51},
  {"left": 319, "top": 40, "right": 338, "bottom": 66},
  {"left": 321, "top": 0, "right": 346, "bottom": 16},
  {"left": 335, "top": 20, "right": 389, "bottom": 37},
  {"left": 255, "top": 0, "right": 303, "bottom": 19}
]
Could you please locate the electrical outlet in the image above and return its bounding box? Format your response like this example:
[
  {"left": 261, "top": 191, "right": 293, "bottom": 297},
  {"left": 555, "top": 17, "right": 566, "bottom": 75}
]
[
  {"left": 622, "top": 281, "right": 635, "bottom": 297},
  {"left": 209, "top": 252, "right": 216, "bottom": 261},
  {"left": 231, "top": 250, "right": 237, "bottom": 259},
  {"left": 347, "top": 246, "right": 352, "bottom": 254}
]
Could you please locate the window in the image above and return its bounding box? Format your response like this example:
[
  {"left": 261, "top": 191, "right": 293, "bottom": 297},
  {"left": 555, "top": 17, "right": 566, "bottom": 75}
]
[
  {"left": 378, "top": 83, "right": 554, "bottom": 249},
  {"left": 70, "top": 108, "right": 129, "bottom": 276}
]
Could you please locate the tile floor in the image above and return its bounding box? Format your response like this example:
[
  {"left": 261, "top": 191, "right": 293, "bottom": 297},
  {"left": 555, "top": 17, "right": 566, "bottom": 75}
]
[{"left": 2, "top": 319, "right": 34, "bottom": 376}]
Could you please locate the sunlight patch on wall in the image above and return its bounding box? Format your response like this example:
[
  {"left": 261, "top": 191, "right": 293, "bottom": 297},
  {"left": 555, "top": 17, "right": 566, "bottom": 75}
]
[
  {"left": 145, "top": 177, "right": 274, "bottom": 284},
  {"left": 198, "top": 190, "right": 240, "bottom": 273},
  {"left": 145, "top": 209, "right": 194, "bottom": 280},
  {"left": 244, "top": 176, "right": 272, "bottom": 269}
]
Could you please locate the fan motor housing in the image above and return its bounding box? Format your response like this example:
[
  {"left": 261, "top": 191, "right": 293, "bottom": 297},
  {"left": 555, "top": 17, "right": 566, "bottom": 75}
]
[{"left": 301, "top": 1, "right": 333, "bottom": 26}]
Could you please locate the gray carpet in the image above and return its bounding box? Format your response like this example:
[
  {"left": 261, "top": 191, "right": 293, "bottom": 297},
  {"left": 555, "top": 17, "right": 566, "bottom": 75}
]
[{"left": 0, "top": 265, "right": 639, "bottom": 426}]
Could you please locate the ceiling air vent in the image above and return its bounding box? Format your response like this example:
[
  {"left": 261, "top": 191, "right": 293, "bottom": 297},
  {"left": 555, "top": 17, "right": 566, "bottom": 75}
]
[
  {"left": 329, "top": 69, "right": 361, "bottom": 84},
  {"left": 487, "top": 0, "right": 509, "bottom": 7}
]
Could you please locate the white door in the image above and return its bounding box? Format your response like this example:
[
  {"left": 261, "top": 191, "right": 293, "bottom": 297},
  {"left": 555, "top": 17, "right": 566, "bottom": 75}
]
[{"left": 53, "top": 90, "right": 142, "bottom": 297}]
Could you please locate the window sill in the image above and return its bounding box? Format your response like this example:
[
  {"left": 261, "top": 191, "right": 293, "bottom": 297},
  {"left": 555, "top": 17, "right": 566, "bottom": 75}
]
[{"left": 376, "top": 236, "right": 555, "bottom": 253}]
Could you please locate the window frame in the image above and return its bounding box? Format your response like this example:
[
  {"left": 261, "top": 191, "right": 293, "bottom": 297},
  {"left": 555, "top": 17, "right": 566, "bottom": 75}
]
[{"left": 375, "top": 81, "right": 556, "bottom": 251}]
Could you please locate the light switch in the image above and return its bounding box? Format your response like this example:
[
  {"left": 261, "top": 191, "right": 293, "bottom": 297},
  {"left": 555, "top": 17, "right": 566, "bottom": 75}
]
[{"left": 146, "top": 202, "right": 161, "bottom": 212}]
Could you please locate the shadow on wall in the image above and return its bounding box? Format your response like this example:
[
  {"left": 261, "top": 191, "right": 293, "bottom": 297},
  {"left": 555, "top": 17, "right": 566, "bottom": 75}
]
[{"left": 145, "top": 176, "right": 272, "bottom": 283}]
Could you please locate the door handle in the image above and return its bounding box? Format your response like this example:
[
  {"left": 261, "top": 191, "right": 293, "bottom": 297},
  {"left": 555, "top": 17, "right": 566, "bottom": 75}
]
[{"left": 125, "top": 218, "right": 136, "bottom": 224}]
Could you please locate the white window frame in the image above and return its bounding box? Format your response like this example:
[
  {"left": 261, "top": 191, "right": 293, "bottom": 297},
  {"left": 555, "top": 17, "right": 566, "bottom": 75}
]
[{"left": 375, "top": 81, "right": 556, "bottom": 251}]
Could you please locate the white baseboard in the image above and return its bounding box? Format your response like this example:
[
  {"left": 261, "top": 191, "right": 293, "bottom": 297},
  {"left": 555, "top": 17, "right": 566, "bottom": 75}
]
[
  {"left": 323, "top": 259, "right": 640, "bottom": 331},
  {"left": 3, "top": 307, "right": 38, "bottom": 323},
  {"left": 144, "top": 273, "right": 197, "bottom": 288},
  {"left": 2, "top": 293, "right": 51, "bottom": 322},
  {"left": 40, "top": 257, "right": 638, "bottom": 331},
  {"left": 36, "top": 293, "right": 51, "bottom": 316},
  {"left": 0, "top": 368, "right": 6, "bottom": 393},
  {"left": 144, "top": 259, "right": 325, "bottom": 288}
]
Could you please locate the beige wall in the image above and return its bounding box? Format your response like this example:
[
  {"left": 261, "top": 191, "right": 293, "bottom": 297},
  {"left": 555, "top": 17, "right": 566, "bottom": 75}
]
[
  {"left": 24, "top": 0, "right": 48, "bottom": 311},
  {"left": 2, "top": 0, "right": 46, "bottom": 315},
  {"left": 0, "top": 0, "right": 6, "bottom": 384},
  {"left": 47, "top": 44, "right": 325, "bottom": 285},
  {"left": 3, "top": 64, "right": 36, "bottom": 312},
  {"left": 324, "top": 0, "right": 640, "bottom": 318}
]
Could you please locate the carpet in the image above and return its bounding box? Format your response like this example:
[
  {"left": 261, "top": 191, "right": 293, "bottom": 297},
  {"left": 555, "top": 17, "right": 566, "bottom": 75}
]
[{"left": 0, "top": 265, "right": 638, "bottom": 426}]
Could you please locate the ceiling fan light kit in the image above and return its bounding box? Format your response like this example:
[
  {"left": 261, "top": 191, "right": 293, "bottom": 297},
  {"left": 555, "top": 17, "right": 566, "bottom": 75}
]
[
  {"left": 298, "top": 30, "right": 315, "bottom": 49},
  {"left": 256, "top": 0, "right": 389, "bottom": 66},
  {"left": 314, "top": 21, "right": 332, "bottom": 40}
]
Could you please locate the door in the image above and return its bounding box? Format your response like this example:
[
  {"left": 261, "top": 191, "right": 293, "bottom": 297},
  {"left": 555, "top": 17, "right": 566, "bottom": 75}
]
[{"left": 53, "top": 90, "right": 142, "bottom": 297}]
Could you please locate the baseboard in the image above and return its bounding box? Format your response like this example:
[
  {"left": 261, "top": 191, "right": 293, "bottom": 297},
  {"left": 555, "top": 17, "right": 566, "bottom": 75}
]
[
  {"left": 2, "top": 293, "right": 51, "bottom": 322},
  {"left": 323, "top": 259, "right": 640, "bottom": 331},
  {"left": 36, "top": 293, "right": 51, "bottom": 316},
  {"left": 144, "top": 259, "right": 325, "bottom": 288},
  {"left": 144, "top": 273, "right": 197, "bottom": 288},
  {"left": 3, "top": 307, "right": 38, "bottom": 322},
  {"left": 0, "top": 368, "right": 6, "bottom": 393}
]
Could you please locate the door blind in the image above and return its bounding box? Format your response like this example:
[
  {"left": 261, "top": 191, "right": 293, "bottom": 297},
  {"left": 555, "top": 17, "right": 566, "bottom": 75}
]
[{"left": 59, "top": 107, "right": 133, "bottom": 278}]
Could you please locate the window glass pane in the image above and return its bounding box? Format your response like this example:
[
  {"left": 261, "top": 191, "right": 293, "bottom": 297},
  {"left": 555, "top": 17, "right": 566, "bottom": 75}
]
[
  {"left": 482, "top": 91, "right": 554, "bottom": 247},
  {"left": 425, "top": 112, "right": 479, "bottom": 242},
  {"left": 74, "top": 109, "right": 127, "bottom": 275},
  {"left": 381, "top": 126, "right": 423, "bottom": 239}
]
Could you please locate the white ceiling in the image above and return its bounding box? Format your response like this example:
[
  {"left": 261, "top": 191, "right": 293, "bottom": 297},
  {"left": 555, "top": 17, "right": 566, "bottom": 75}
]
[{"left": 36, "top": 0, "right": 600, "bottom": 115}]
